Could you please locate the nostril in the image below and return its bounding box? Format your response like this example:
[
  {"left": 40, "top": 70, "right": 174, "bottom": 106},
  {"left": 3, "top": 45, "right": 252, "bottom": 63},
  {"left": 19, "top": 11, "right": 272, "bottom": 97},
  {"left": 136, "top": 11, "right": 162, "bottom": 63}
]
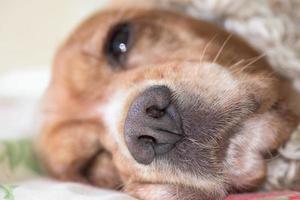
[
  {"left": 138, "top": 135, "right": 156, "bottom": 144},
  {"left": 146, "top": 105, "right": 166, "bottom": 118}
]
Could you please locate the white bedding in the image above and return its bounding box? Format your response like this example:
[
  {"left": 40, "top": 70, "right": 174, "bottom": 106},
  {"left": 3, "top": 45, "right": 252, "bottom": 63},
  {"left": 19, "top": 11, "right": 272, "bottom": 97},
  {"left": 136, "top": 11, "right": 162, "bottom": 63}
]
[{"left": 1, "top": 179, "right": 134, "bottom": 200}]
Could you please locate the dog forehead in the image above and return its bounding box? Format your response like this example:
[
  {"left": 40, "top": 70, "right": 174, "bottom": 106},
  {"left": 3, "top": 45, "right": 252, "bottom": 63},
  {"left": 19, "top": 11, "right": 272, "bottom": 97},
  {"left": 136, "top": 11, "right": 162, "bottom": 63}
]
[{"left": 74, "top": 8, "right": 209, "bottom": 47}]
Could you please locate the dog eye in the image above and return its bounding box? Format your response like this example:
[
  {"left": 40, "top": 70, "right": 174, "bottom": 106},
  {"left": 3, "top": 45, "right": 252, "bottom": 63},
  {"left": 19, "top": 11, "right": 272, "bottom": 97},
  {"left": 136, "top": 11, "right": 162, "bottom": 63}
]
[{"left": 105, "top": 22, "right": 132, "bottom": 67}]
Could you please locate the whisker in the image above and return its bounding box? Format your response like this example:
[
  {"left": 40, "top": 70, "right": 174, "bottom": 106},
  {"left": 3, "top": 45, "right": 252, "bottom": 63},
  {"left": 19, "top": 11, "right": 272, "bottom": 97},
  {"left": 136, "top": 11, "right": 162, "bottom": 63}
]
[
  {"left": 234, "top": 53, "right": 267, "bottom": 74},
  {"left": 228, "top": 59, "right": 246, "bottom": 71},
  {"left": 199, "top": 34, "right": 218, "bottom": 64},
  {"left": 185, "top": 137, "right": 219, "bottom": 150},
  {"left": 213, "top": 33, "right": 233, "bottom": 64}
]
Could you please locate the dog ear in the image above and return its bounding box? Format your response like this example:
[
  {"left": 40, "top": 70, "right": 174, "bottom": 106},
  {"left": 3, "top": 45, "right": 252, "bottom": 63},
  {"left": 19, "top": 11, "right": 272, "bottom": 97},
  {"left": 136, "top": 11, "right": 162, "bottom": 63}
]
[
  {"left": 38, "top": 119, "right": 122, "bottom": 189},
  {"left": 224, "top": 100, "right": 299, "bottom": 190}
]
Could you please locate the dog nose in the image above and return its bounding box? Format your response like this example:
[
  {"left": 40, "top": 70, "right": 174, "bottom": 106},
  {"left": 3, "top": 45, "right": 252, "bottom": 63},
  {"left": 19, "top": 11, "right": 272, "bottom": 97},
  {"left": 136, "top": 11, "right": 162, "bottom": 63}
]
[{"left": 124, "top": 86, "right": 183, "bottom": 165}]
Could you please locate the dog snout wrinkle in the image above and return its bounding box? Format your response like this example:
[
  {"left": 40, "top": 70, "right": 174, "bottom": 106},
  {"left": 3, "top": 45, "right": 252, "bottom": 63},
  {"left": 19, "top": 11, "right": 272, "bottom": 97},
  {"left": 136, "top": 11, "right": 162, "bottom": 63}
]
[{"left": 125, "top": 86, "right": 183, "bottom": 165}]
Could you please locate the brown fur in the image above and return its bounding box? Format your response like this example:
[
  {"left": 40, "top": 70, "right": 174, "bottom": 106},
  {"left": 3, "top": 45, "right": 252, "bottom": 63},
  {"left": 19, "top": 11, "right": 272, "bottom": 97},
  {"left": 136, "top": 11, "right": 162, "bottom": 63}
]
[{"left": 38, "top": 8, "right": 299, "bottom": 200}]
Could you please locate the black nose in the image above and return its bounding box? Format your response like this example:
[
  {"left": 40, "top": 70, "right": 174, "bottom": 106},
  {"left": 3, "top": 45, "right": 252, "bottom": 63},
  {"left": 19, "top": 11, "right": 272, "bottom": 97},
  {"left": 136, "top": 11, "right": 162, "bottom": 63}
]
[{"left": 124, "top": 86, "right": 183, "bottom": 165}]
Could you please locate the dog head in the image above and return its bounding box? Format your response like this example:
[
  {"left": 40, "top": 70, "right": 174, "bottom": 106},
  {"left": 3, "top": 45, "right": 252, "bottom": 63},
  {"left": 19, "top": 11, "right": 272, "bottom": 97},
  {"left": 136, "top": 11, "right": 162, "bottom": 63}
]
[{"left": 39, "top": 8, "right": 298, "bottom": 199}]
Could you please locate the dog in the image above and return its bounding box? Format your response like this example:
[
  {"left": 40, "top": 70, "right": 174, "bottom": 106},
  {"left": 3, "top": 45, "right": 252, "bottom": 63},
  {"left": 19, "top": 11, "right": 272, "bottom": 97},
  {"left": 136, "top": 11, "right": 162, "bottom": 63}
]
[{"left": 38, "top": 6, "right": 299, "bottom": 200}]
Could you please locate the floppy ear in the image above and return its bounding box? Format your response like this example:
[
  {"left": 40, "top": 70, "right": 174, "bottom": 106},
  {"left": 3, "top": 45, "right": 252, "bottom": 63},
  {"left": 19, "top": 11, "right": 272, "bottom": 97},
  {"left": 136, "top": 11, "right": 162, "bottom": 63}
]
[
  {"left": 225, "top": 101, "right": 299, "bottom": 188},
  {"left": 38, "top": 119, "right": 122, "bottom": 189}
]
